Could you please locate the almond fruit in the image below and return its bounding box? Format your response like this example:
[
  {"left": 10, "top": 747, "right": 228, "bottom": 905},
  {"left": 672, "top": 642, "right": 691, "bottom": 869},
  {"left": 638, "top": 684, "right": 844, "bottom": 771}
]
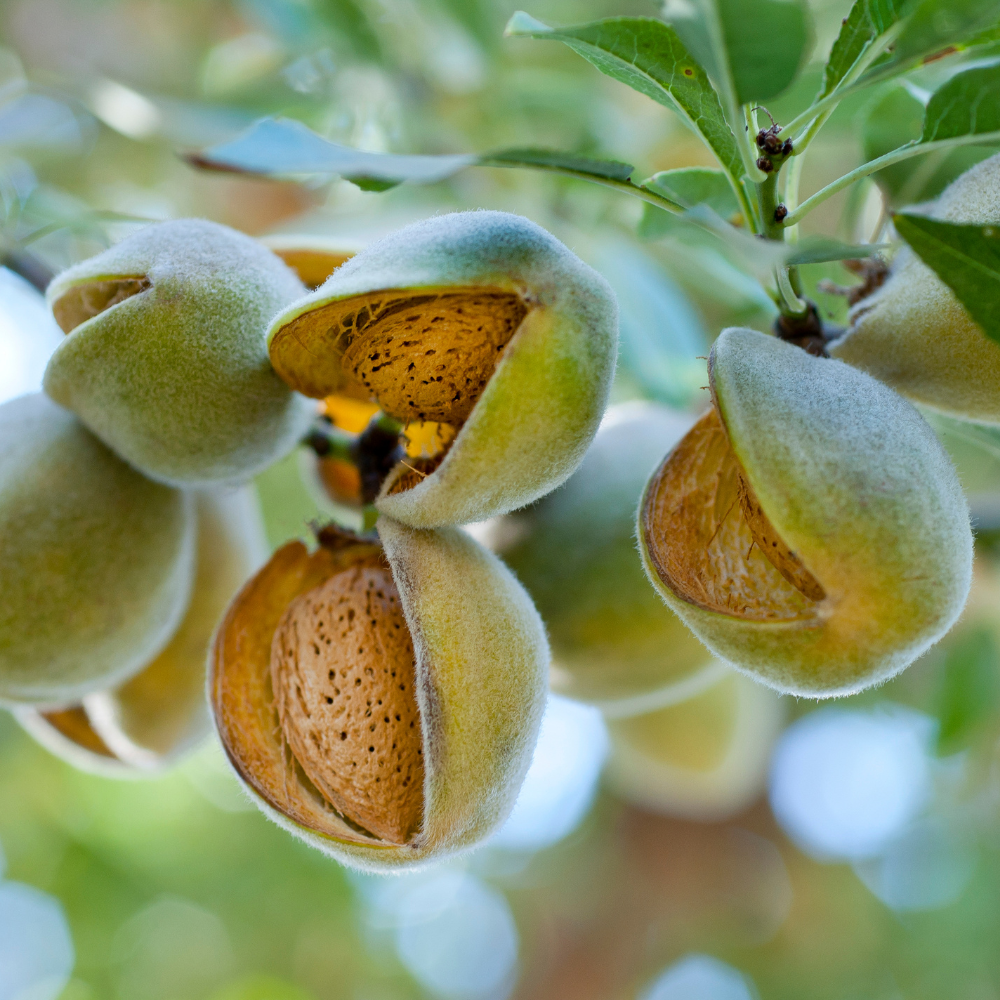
[
  {"left": 639, "top": 328, "right": 973, "bottom": 697},
  {"left": 267, "top": 211, "right": 618, "bottom": 528},
  {"left": 211, "top": 517, "right": 548, "bottom": 871},
  {"left": 43, "top": 219, "right": 315, "bottom": 486}
]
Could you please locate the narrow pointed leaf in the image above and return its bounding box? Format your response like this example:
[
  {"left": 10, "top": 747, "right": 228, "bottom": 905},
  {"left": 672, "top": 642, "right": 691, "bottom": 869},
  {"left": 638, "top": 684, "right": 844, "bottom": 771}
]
[
  {"left": 862, "top": 0, "right": 1000, "bottom": 83},
  {"left": 862, "top": 85, "right": 995, "bottom": 203},
  {"left": 820, "top": 0, "right": 906, "bottom": 98},
  {"left": 504, "top": 13, "right": 743, "bottom": 182},
  {"left": 187, "top": 119, "right": 641, "bottom": 196},
  {"left": 639, "top": 167, "right": 740, "bottom": 237},
  {"left": 782, "top": 237, "right": 889, "bottom": 265},
  {"left": 894, "top": 212, "right": 1000, "bottom": 344},
  {"left": 187, "top": 118, "right": 476, "bottom": 185},
  {"left": 479, "top": 148, "right": 636, "bottom": 182}
]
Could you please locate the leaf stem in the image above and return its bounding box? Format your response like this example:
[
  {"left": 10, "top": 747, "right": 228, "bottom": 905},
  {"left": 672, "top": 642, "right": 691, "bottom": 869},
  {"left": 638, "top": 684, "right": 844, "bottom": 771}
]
[
  {"left": 780, "top": 151, "right": 803, "bottom": 243},
  {"left": 790, "top": 22, "right": 907, "bottom": 154},
  {"left": 741, "top": 105, "right": 768, "bottom": 189},
  {"left": 782, "top": 131, "right": 1000, "bottom": 227},
  {"left": 775, "top": 265, "right": 808, "bottom": 315}
]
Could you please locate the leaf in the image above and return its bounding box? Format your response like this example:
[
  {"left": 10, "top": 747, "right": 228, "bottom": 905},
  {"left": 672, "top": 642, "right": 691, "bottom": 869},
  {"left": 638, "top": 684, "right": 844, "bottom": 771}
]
[
  {"left": 639, "top": 167, "right": 740, "bottom": 237},
  {"left": 933, "top": 627, "right": 1000, "bottom": 755},
  {"left": 657, "top": 0, "right": 717, "bottom": 78},
  {"left": 861, "top": 82, "right": 998, "bottom": 204},
  {"left": 894, "top": 212, "right": 1000, "bottom": 344},
  {"left": 188, "top": 117, "right": 476, "bottom": 186},
  {"left": 504, "top": 13, "right": 743, "bottom": 183},
  {"left": 642, "top": 167, "right": 737, "bottom": 210},
  {"left": 922, "top": 62, "right": 1000, "bottom": 141},
  {"left": 782, "top": 237, "right": 889, "bottom": 265},
  {"left": 716, "top": 0, "right": 812, "bottom": 104},
  {"left": 865, "top": 0, "right": 1000, "bottom": 82},
  {"left": 479, "top": 148, "right": 635, "bottom": 183},
  {"left": 820, "top": 0, "right": 907, "bottom": 98},
  {"left": 188, "top": 118, "right": 639, "bottom": 193}
]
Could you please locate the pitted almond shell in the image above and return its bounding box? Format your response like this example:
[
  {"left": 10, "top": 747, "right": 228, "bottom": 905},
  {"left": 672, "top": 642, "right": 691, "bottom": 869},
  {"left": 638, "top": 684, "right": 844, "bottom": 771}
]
[
  {"left": 211, "top": 516, "right": 548, "bottom": 872},
  {"left": 604, "top": 663, "right": 785, "bottom": 821},
  {"left": 832, "top": 152, "right": 1000, "bottom": 424},
  {"left": 43, "top": 219, "right": 315, "bottom": 487},
  {"left": 499, "top": 402, "right": 717, "bottom": 717},
  {"left": 0, "top": 394, "right": 196, "bottom": 705},
  {"left": 640, "top": 328, "right": 973, "bottom": 697},
  {"left": 266, "top": 211, "right": 618, "bottom": 528},
  {"left": 269, "top": 556, "right": 425, "bottom": 845}
]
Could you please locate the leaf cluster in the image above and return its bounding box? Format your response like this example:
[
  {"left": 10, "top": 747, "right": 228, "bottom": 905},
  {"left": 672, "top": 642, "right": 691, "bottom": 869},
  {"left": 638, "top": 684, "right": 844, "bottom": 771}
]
[{"left": 186, "top": 0, "right": 1000, "bottom": 333}]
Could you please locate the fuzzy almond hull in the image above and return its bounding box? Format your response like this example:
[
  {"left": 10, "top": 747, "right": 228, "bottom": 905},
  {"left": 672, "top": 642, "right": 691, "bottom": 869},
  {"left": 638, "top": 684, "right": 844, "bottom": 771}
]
[
  {"left": 640, "top": 329, "right": 972, "bottom": 698},
  {"left": 267, "top": 211, "right": 618, "bottom": 527},
  {"left": 211, "top": 517, "right": 548, "bottom": 871},
  {"left": 832, "top": 152, "right": 1000, "bottom": 424}
]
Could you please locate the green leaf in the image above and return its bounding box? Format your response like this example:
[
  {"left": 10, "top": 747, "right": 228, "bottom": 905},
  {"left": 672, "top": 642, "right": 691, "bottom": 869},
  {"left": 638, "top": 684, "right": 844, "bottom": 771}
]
[
  {"left": 862, "top": 84, "right": 998, "bottom": 204},
  {"left": 862, "top": 86, "right": 925, "bottom": 198},
  {"left": 781, "top": 237, "right": 889, "bottom": 265},
  {"left": 716, "top": 0, "right": 812, "bottom": 103},
  {"left": 639, "top": 167, "right": 740, "bottom": 238},
  {"left": 820, "top": 0, "right": 906, "bottom": 98},
  {"left": 479, "top": 148, "right": 636, "bottom": 182},
  {"left": 922, "top": 62, "right": 1000, "bottom": 141},
  {"left": 504, "top": 14, "right": 743, "bottom": 183},
  {"left": 894, "top": 211, "right": 1000, "bottom": 344},
  {"left": 865, "top": 0, "right": 1000, "bottom": 82},
  {"left": 188, "top": 118, "right": 476, "bottom": 186},
  {"left": 188, "top": 119, "right": 640, "bottom": 195},
  {"left": 933, "top": 626, "right": 1000, "bottom": 755},
  {"left": 642, "top": 167, "right": 739, "bottom": 211}
]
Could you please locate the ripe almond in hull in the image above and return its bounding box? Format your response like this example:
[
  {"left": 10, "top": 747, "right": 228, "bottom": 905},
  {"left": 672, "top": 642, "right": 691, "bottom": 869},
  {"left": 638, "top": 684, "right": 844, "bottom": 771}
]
[
  {"left": 267, "top": 211, "right": 618, "bottom": 528},
  {"left": 271, "top": 561, "right": 424, "bottom": 844},
  {"left": 639, "top": 328, "right": 973, "bottom": 697},
  {"left": 211, "top": 519, "right": 548, "bottom": 871}
]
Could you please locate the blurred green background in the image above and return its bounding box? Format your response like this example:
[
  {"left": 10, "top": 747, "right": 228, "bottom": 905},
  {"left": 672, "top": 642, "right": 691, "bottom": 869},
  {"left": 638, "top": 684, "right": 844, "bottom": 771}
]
[{"left": 2, "top": 1, "right": 1000, "bottom": 998}]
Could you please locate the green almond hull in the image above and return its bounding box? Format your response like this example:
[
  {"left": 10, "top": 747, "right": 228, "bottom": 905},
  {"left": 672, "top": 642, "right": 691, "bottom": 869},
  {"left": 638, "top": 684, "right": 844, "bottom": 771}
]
[
  {"left": 641, "top": 329, "right": 973, "bottom": 697},
  {"left": 832, "top": 152, "right": 1000, "bottom": 424},
  {"left": 502, "top": 402, "right": 716, "bottom": 715},
  {"left": 241, "top": 519, "right": 550, "bottom": 872},
  {"left": 44, "top": 219, "right": 315, "bottom": 486},
  {"left": 0, "top": 395, "right": 196, "bottom": 704},
  {"left": 268, "top": 211, "right": 618, "bottom": 527}
]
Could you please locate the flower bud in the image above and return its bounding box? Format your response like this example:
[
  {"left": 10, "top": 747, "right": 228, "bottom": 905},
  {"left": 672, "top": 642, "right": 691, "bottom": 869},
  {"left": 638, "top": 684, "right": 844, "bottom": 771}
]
[
  {"left": 604, "top": 664, "right": 784, "bottom": 821},
  {"left": 267, "top": 211, "right": 618, "bottom": 527},
  {"left": 44, "top": 219, "right": 316, "bottom": 486},
  {"left": 211, "top": 518, "right": 548, "bottom": 871},
  {"left": 499, "top": 402, "right": 717, "bottom": 717},
  {"left": 639, "top": 328, "right": 973, "bottom": 697},
  {"left": 0, "top": 394, "right": 196, "bottom": 704},
  {"left": 832, "top": 152, "right": 1000, "bottom": 423}
]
